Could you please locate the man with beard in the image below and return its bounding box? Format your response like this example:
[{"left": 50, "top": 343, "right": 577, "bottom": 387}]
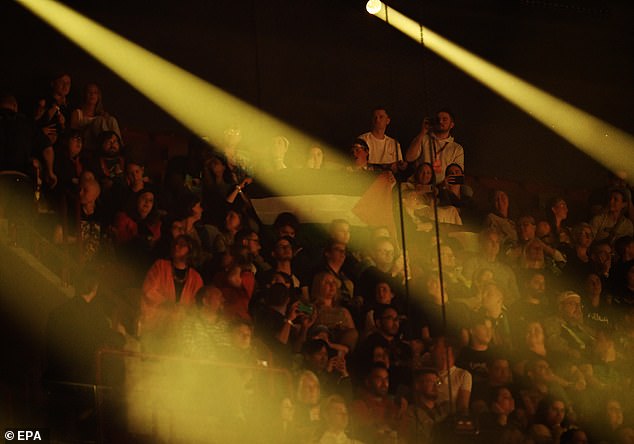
[{"left": 401, "top": 369, "right": 450, "bottom": 443}]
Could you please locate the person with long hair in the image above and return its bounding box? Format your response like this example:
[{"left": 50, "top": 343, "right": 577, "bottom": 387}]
[
  {"left": 70, "top": 82, "right": 121, "bottom": 154},
  {"left": 311, "top": 271, "right": 358, "bottom": 350}
]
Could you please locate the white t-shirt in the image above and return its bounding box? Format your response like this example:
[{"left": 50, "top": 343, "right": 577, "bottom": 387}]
[{"left": 358, "top": 132, "right": 402, "bottom": 165}]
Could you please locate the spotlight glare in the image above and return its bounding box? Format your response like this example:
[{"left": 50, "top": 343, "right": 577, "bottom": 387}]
[
  {"left": 368, "top": 3, "right": 634, "bottom": 178},
  {"left": 366, "top": 0, "right": 382, "bottom": 15}
]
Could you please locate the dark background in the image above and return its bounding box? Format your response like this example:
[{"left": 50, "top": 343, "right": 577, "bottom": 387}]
[{"left": 2, "top": 0, "right": 633, "bottom": 187}]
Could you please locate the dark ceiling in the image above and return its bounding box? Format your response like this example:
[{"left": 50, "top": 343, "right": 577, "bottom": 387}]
[{"left": 2, "top": 0, "right": 633, "bottom": 187}]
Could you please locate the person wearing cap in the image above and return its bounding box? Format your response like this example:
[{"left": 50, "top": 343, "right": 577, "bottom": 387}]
[
  {"left": 589, "top": 188, "right": 633, "bottom": 246},
  {"left": 542, "top": 291, "right": 596, "bottom": 368}
]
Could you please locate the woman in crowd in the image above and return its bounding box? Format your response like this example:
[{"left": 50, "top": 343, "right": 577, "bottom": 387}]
[
  {"left": 311, "top": 271, "right": 358, "bottom": 350},
  {"left": 70, "top": 82, "right": 121, "bottom": 155}
]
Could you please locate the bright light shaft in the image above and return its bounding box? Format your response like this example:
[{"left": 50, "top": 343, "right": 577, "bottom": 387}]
[
  {"left": 16, "top": 0, "right": 357, "bottom": 193},
  {"left": 369, "top": 2, "right": 634, "bottom": 178}
]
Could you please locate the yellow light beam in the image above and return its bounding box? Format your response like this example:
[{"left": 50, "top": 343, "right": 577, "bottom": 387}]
[
  {"left": 369, "top": 2, "right": 634, "bottom": 178},
  {"left": 16, "top": 0, "right": 366, "bottom": 199}
]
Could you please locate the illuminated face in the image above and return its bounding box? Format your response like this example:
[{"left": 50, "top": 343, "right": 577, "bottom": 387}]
[
  {"left": 306, "top": 146, "right": 323, "bottom": 169},
  {"left": 102, "top": 134, "right": 120, "bottom": 156},
  {"left": 319, "top": 273, "right": 339, "bottom": 300},
  {"left": 495, "top": 388, "right": 515, "bottom": 414},
  {"left": 172, "top": 237, "right": 190, "bottom": 260},
  {"left": 274, "top": 239, "right": 294, "bottom": 261},
  {"left": 518, "top": 217, "right": 536, "bottom": 241},
  {"left": 324, "top": 401, "right": 349, "bottom": 432},
  {"left": 528, "top": 273, "right": 545, "bottom": 296},
  {"left": 171, "top": 220, "right": 185, "bottom": 239},
  {"left": 575, "top": 226, "right": 593, "bottom": 248},
  {"left": 414, "top": 372, "right": 439, "bottom": 400},
  {"left": 470, "top": 319, "right": 493, "bottom": 345},
  {"left": 306, "top": 346, "right": 329, "bottom": 372},
  {"left": 489, "top": 360, "right": 512, "bottom": 385},
  {"left": 481, "top": 286, "right": 503, "bottom": 314},
  {"left": 526, "top": 322, "right": 545, "bottom": 346},
  {"left": 297, "top": 374, "right": 320, "bottom": 405},
  {"left": 85, "top": 84, "right": 100, "bottom": 105},
  {"left": 225, "top": 210, "right": 241, "bottom": 231},
  {"left": 351, "top": 144, "right": 368, "bottom": 162},
  {"left": 559, "top": 296, "right": 583, "bottom": 324},
  {"left": 606, "top": 400, "right": 624, "bottom": 429},
  {"left": 231, "top": 324, "right": 252, "bottom": 350},
  {"left": 371, "top": 109, "right": 390, "bottom": 132},
  {"left": 330, "top": 222, "right": 351, "bottom": 244},
  {"left": 372, "top": 346, "right": 390, "bottom": 368},
  {"left": 52, "top": 74, "right": 71, "bottom": 97},
  {"left": 375, "top": 283, "right": 393, "bottom": 304},
  {"left": 136, "top": 191, "right": 154, "bottom": 219},
  {"left": 126, "top": 163, "right": 144, "bottom": 184},
  {"left": 278, "top": 225, "right": 296, "bottom": 238},
  {"left": 551, "top": 199, "right": 568, "bottom": 220},
  {"left": 418, "top": 164, "right": 433, "bottom": 185},
  {"left": 373, "top": 240, "right": 395, "bottom": 268},
  {"left": 494, "top": 191, "right": 509, "bottom": 216},
  {"left": 547, "top": 400, "right": 566, "bottom": 427},
  {"left": 377, "top": 308, "right": 400, "bottom": 337},
  {"left": 69, "top": 134, "right": 82, "bottom": 157},
  {"left": 482, "top": 232, "right": 501, "bottom": 258},
  {"left": 367, "top": 368, "right": 390, "bottom": 397},
  {"left": 436, "top": 111, "right": 454, "bottom": 133},
  {"left": 446, "top": 164, "right": 463, "bottom": 177}
]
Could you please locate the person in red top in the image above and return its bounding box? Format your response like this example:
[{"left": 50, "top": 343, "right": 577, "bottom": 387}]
[
  {"left": 141, "top": 234, "right": 203, "bottom": 333},
  {"left": 112, "top": 188, "right": 161, "bottom": 246}
]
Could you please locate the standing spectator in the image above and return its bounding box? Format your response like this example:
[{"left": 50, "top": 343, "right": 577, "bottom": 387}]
[
  {"left": 405, "top": 108, "right": 464, "bottom": 183},
  {"left": 357, "top": 107, "right": 403, "bottom": 169}
]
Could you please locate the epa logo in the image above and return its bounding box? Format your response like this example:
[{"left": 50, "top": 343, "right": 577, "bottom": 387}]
[{"left": 4, "top": 429, "right": 46, "bottom": 441}]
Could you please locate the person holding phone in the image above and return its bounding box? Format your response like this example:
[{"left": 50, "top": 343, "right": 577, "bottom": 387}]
[{"left": 405, "top": 108, "right": 465, "bottom": 184}]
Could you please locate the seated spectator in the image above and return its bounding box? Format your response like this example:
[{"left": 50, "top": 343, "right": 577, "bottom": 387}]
[
  {"left": 355, "top": 304, "right": 411, "bottom": 394},
  {"left": 346, "top": 138, "right": 373, "bottom": 172},
  {"left": 530, "top": 395, "right": 570, "bottom": 443},
  {"left": 357, "top": 236, "right": 405, "bottom": 304},
  {"left": 178, "top": 285, "right": 229, "bottom": 359},
  {"left": 484, "top": 190, "right": 517, "bottom": 245},
  {"left": 428, "top": 336, "right": 472, "bottom": 414},
  {"left": 70, "top": 82, "right": 121, "bottom": 155},
  {"left": 542, "top": 291, "right": 596, "bottom": 369},
  {"left": 590, "top": 188, "right": 633, "bottom": 245},
  {"left": 311, "top": 271, "right": 358, "bottom": 350},
  {"left": 362, "top": 280, "right": 399, "bottom": 339},
  {"left": 318, "top": 395, "right": 362, "bottom": 444},
  {"left": 213, "top": 208, "right": 244, "bottom": 255},
  {"left": 258, "top": 235, "right": 306, "bottom": 297},
  {"left": 479, "top": 283, "right": 513, "bottom": 352},
  {"left": 509, "top": 271, "right": 551, "bottom": 346},
  {"left": 349, "top": 363, "right": 405, "bottom": 443},
  {"left": 294, "top": 370, "right": 322, "bottom": 431},
  {"left": 216, "top": 258, "right": 255, "bottom": 321},
  {"left": 438, "top": 163, "right": 477, "bottom": 227},
  {"left": 581, "top": 272, "right": 614, "bottom": 331},
  {"left": 305, "top": 145, "right": 323, "bottom": 169},
  {"left": 400, "top": 368, "right": 451, "bottom": 444},
  {"left": 543, "top": 197, "right": 573, "bottom": 247},
  {"left": 234, "top": 228, "right": 270, "bottom": 276},
  {"left": 456, "top": 312, "right": 498, "bottom": 388},
  {"left": 299, "top": 339, "right": 351, "bottom": 400},
  {"left": 112, "top": 188, "right": 161, "bottom": 286},
  {"left": 410, "top": 272, "right": 470, "bottom": 345},
  {"left": 463, "top": 228, "right": 521, "bottom": 307},
  {"left": 141, "top": 234, "right": 203, "bottom": 332},
  {"left": 561, "top": 223, "right": 594, "bottom": 291},
  {"left": 476, "top": 386, "right": 523, "bottom": 442}
]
